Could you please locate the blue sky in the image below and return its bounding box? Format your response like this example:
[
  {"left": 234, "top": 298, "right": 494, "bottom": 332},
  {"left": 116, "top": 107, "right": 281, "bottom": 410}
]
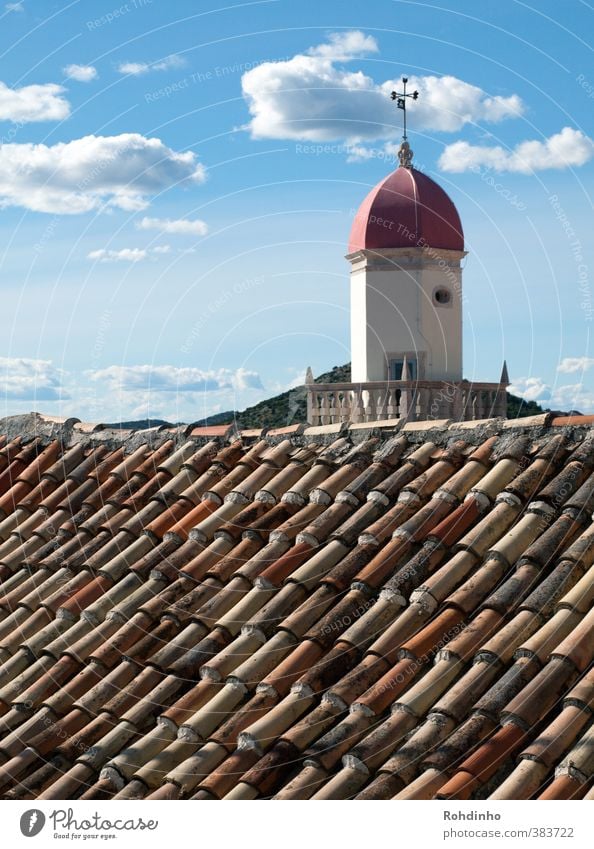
[{"left": 0, "top": 0, "right": 593, "bottom": 422}]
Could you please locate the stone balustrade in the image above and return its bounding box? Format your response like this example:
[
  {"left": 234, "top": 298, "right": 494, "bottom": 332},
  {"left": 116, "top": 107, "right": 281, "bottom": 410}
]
[{"left": 306, "top": 380, "right": 507, "bottom": 426}]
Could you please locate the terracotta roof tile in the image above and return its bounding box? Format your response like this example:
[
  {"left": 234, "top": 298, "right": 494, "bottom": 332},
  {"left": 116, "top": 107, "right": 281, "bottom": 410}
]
[
  {"left": 0, "top": 418, "right": 592, "bottom": 799},
  {"left": 189, "top": 425, "right": 235, "bottom": 438}
]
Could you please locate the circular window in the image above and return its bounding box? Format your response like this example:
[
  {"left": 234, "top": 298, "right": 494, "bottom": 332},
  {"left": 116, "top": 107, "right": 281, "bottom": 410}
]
[{"left": 434, "top": 288, "right": 452, "bottom": 305}]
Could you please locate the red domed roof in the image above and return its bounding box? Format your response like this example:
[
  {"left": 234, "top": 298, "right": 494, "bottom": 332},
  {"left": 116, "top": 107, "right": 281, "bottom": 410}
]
[{"left": 348, "top": 165, "right": 464, "bottom": 254}]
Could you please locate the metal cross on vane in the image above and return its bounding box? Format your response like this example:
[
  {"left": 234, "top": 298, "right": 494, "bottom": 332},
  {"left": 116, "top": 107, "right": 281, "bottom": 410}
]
[{"left": 390, "top": 77, "right": 419, "bottom": 142}]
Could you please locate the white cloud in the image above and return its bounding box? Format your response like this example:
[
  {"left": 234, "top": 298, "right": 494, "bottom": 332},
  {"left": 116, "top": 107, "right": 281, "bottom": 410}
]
[
  {"left": 267, "top": 369, "right": 310, "bottom": 394},
  {"left": 87, "top": 245, "right": 171, "bottom": 262},
  {"left": 118, "top": 55, "right": 185, "bottom": 76},
  {"left": 5, "top": 2, "right": 24, "bottom": 11},
  {"left": 308, "top": 30, "right": 379, "bottom": 61},
  {"left": 88, "top": 364, "right": 263, "bottom": 393},
  {"left": 549, "top": 383, "right": 594, "bottom": 412},
  {"left": 557, "top": 357, "right": 594, "bottom": 374},
  {"left": 87, "top": 248, "right": 147, "bottom": 263},
  {"left": 439, "top": 127, "right": 594, "bottom": 173},
  {"left": 0, "top": 357, "right": 69, "bottom": 401},
  {"left": 0, "top": 358, "right": 268, "bottom": 422},
  {"left": 63, "top": 64, "right": 98, "bottom": 83},
  {"left": 118, "top": 62, "right": 150, "bottom": 76},
  {"left": 136, "top": 216, "right": 208, "bottom": 236},
  {"left": 0, "top": 80, "right": 69, "bottom": 122},
  {"left": 509, "top": 375, "right": 594, "bottom": 413},
  {"left": 508, "top": 376, "right": 551, "bottom": 403},
  {"left": 345, "top": 141, "right": 400, "bottom": 165},
  {"left": 0, "top": 133, "right": 205, "bottom": 214},
  {"left": 241, "top": 30, "right": 523, "bottom": 143},
  {"left": 153, "top": 55, "right": 186, "bottom": 71},
  {"left": 232, "top": 367, "right": 264, "bottom": 391}
]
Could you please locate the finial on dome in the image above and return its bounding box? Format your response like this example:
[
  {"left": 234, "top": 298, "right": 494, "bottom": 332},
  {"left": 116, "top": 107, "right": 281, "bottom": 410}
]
[{"left": 398, "top": 140, "right": 414, "bottom": 168}]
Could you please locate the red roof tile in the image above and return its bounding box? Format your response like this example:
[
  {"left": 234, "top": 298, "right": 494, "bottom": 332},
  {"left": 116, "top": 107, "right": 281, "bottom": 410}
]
[{"left": 0, "top": 417, "right": 591, "bottom": 801}]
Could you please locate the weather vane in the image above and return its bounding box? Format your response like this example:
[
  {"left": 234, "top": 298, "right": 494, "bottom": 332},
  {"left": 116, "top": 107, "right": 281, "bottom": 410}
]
[
  {"left": 390, "top": 76, "right": 419, "bottom": 141},
  {"left": 390, "top": 77, "right": 419, "bottom": 167}
]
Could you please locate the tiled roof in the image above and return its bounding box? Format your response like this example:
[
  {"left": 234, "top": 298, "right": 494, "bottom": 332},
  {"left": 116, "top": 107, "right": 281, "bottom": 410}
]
[{"left": 0, "top": 412, "right": 592, "bottom": 801}]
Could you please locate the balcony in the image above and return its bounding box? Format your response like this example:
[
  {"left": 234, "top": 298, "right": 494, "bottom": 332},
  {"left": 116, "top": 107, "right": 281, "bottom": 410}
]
[{"left": 305, "top": 379, "right": 507, "bottom": 426}]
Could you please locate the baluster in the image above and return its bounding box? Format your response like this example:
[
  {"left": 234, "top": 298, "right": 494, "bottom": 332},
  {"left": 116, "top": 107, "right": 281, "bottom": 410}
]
[
  {"left": 310, "top": 392, "right": 319, "bottom": 426},
  {"left": 417, "top": 387, "right": 429, "bottom": 421},
  {"left": 366, "top": 389, "right": 377, "bottom": 422},
  {"left": 320, "top": 391, "right": 331, "bottom": 425},
  {"left": 400, "top": 385, "right": 409, "bottom": 420},
  {"left": 492, "top": 390, "right": 501, "bottom": 417},
  {"left": 339, "top": 392, "right": 349, "bottom": 423},
  {"left": 348, "top": 390, "right": 356, "bottom": 422},
  {"left": 408, "top": 386, "right": 418, "bottom": 422},
  {"left": 378, "top": 388, "right": 388, "bottom": 420},
  {"left": 479, "top": 390, "right": 487, "bottom": 419},
  {"left": 451, "top": 384, "right": 463, "bottom": 422},
  {"left": 497, "top": 388, "right": 506, "bottom": 417},
  {"left": 353, "top": 388, "right": 365, "bottom": 423},
  {"left": 483, "top": 390, "right": 490, "bottom": 419},
  {"left": 462, "top": 386, "right": 471, "bottom": 421},
  {"left": 386, "top": 388, "right": 396, "bottom": 419},
  {"left": 328, "top": 391, "right": 337, "bottom": 424}
]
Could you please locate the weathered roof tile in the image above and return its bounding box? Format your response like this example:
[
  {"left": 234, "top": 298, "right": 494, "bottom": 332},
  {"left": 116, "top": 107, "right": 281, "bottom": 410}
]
[{"left": 0, "top": 416, "right": 591, "bottom": 801}]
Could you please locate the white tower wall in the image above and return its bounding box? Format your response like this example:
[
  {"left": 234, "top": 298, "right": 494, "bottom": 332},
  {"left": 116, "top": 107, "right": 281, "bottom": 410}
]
[{"left": 349, "top": 246, "right": 465, "bottom": 383}]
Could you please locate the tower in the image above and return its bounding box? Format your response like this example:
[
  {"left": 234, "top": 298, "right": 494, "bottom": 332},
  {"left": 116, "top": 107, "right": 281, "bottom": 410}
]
[
  {"left": 307, "top": 79, "right": 509, "bottom": 426},
  {"left": 348, "top": 140, "right": 466, "bottom": 384}
]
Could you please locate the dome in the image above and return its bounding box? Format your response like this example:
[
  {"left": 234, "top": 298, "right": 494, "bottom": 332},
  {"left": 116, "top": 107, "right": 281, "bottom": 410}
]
[{"left": 348, "top": 164, "right": 464, "bottom": 254}]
